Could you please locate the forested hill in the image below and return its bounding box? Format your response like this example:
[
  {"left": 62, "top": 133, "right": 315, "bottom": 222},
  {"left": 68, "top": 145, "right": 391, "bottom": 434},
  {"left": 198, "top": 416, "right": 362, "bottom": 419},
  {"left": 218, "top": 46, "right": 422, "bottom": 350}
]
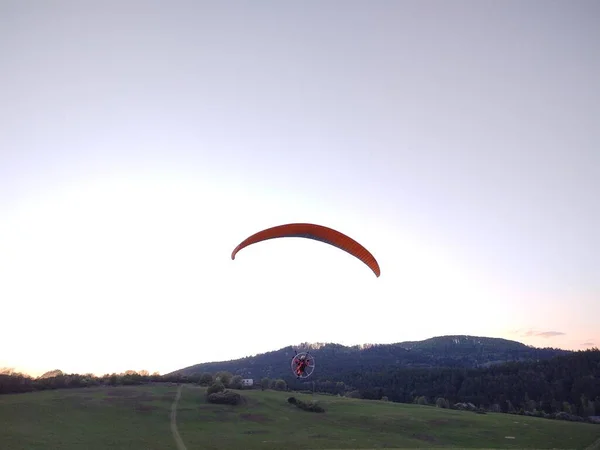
[{"left": 171, "top": 335, "right": 570, "bottom": 380}]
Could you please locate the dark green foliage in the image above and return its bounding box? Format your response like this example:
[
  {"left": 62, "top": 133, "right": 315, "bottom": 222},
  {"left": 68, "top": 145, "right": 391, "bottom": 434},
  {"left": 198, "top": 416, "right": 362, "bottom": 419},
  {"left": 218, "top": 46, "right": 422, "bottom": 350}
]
[
  {"left": 260, "top": 378, "right": 269, "bottom": 390},
  {"left": 198, "top": 373, "right": 213, "bottom": 386},
  {"left": 171, "top": 335, "right": 571, "bottom": 382},
  {"left": 287, "top": 396, "right": 324, "bottom": 413},
  {"left": 206, "top": 381, "right": 225, "bottom": 395},
  {"left": 206, "top": 390, "right": 244, "bottom": 405},
  {"left": 345, "top": 349, "right": 600, "bottom": 417},
  {"left": 214, "top": 371, "right": 232, "bottom": 387},
  {"left": 229, "top": 375, "right": 243, "bottom": 390},
  {"left": 435, "top": 397, "right": 450, "bottom": 408},
  {"left": 273, "top": 379, "right": 287, "bottom": 391}
]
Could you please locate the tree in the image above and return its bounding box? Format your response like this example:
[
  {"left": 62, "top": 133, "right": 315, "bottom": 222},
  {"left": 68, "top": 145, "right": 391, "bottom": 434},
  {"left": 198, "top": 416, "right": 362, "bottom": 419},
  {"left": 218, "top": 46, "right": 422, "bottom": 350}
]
[
  {"left": 207, "top": 381, "right": 225, "bottom": 395},
  {"left": 260, "top": 377, "right": 270, "bottom": 390},
  {"left": 215, "top": 371, "right": 232, "bottom": 387},
  {"left": 274, "top": 379, "right": 287, "bottom": 391},
  {"left": 435, "top": 397, "right": 449, "bottom": 408},
  {"left": 230, "top": 375, "right": 243, "bottom": 390},
  {"left": 199, "top": 373, "right": 213, "bottom": 386},
  {"left": 39, "top": 370, "right": 63, "bottom": 379}
]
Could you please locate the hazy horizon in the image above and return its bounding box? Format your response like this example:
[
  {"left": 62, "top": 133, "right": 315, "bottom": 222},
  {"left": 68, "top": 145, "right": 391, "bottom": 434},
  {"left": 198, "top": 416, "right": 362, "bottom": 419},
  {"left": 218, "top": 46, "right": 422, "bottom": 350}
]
[{"left": 1, "top": 0, "right": 599, "bottom": 377}]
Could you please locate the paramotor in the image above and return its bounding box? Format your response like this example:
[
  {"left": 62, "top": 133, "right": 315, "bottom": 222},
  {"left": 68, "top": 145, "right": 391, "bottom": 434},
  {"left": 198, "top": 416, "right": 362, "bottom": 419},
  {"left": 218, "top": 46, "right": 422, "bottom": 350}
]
[{"left": 291, "top": 351, "right": 315, "bottom": 379}]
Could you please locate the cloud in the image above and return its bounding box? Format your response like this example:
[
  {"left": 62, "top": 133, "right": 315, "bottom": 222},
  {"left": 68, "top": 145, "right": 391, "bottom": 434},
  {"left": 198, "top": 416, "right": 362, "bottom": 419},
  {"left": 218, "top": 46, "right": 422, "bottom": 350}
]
[
  {"left": 520, "top": 329, "right": 565, "bottom": 338},
  {"left": 536, "top": 331, "right": 566, "bottom": 338},
  {"left": 581, "top": 342, "right": 595, "bottom": 347}
]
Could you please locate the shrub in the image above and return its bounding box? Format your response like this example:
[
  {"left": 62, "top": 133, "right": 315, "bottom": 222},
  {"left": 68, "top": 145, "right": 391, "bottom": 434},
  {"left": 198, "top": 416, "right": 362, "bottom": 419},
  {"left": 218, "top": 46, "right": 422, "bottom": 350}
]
[
  {"left": 489, "top": 403, "right": 501, "bottom": 413},
  {"left": 345, "top": 390, "right": 361, "bottom": 399},
  {"left": 207, "top": 390, "right": 244, "bottom": 405},
  {"left": 435, "top": 397, "right": 449, "bottom": 408},
  {"left": 287, "top": 397, "right": 325, "bottom": 413},
  {"left": 274, "top": 379, "right": 287, "bottom": 391},
  {"left": 301, "top": 401, "right": 325, "bottom": 413}
]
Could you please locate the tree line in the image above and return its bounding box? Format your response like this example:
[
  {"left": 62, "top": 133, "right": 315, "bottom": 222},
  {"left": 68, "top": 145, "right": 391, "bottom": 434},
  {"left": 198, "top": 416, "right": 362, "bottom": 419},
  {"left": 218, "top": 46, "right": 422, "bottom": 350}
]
[
  {"left": 0, "top": 368, "right": 288, "bottom": 395},
  {"left": 297, "top": 349, "right": 600, "bottom": 419}
]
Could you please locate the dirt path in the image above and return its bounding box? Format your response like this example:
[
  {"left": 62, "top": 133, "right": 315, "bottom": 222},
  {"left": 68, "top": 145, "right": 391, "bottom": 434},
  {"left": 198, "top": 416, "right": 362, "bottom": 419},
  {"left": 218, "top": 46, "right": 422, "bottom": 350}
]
[{"left": 170, "top": 385, "right": 187, "bottom": 450}]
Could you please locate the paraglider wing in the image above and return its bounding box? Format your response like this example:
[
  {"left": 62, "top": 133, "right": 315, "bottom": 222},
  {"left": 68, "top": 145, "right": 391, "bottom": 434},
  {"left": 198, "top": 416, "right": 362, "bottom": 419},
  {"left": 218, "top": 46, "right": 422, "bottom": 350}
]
[{"left": 231, "top": 223, "right": 380, "bottom": 277}]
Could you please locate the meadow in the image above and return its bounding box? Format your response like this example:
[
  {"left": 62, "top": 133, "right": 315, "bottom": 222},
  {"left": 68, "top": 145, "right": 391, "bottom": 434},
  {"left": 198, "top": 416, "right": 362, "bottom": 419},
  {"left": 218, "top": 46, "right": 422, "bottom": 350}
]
[{"left": 0, "top": 383, "right": 598, "bottom": 449}]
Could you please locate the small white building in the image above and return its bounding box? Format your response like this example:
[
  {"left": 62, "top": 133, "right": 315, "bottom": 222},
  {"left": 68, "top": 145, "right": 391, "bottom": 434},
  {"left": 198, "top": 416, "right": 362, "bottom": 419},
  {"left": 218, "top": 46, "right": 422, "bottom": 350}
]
[{"left": 242, "top": 378, "right": 254, "bottom": 387}]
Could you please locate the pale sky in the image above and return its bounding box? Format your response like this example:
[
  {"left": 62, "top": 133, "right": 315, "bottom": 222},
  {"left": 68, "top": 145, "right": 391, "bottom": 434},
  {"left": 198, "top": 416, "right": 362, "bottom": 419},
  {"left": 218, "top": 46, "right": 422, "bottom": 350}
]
[{"left": 1, "top": 0, "right": 599, "bottom": 377}]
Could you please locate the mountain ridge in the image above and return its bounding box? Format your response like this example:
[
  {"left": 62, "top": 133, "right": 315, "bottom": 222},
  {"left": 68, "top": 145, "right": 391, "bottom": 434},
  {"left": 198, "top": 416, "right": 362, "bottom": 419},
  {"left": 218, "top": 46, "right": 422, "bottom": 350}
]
[{"left": 169, "top": 334, "right": 571, "bottom": 380}]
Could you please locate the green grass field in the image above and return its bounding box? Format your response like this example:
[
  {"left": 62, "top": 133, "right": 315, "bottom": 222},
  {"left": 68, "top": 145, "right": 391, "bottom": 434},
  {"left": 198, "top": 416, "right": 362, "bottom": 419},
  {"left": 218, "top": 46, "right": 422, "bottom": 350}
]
[{"left": 0, "top": 384, "right": 599, "bottom": 449}]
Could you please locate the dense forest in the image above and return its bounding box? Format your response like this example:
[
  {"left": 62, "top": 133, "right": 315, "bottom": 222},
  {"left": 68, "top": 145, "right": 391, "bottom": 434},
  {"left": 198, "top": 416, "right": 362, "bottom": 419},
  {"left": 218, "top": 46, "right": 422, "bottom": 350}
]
[
  {"left": 172, "top": 335, "right": 571, "bottom": 380},
  {"left": 2, "top": 335, "right": 599, "bottom": 424}
]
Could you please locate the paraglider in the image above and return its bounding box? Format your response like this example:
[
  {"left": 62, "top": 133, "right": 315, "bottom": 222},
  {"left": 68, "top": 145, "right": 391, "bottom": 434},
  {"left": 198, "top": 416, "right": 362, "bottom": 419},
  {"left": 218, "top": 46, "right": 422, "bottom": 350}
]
[
  {"left": 231, "top": 223, "right": 380, "bottom": 277},
  {"left": 291, "top": 350, "right": 315, "bottom": 379},
  {"left": 231, "top": 222, "right": 380, "bottom": 381}
]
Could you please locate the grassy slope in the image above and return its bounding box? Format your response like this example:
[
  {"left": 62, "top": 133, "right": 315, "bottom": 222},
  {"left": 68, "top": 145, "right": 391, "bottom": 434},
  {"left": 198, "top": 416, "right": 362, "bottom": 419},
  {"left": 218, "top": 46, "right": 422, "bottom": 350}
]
[
  {"left": 0, "top": 384, "right": 177, "bottom": 450},
  {"left": 0, "top": 384, "right": 599, "bottom": 449}
]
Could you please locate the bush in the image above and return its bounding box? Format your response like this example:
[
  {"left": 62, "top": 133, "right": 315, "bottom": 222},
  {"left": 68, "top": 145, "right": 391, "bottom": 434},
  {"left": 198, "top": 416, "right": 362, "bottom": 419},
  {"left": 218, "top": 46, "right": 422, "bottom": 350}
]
[
  {"left": 435, "top": 397, "right": 449, "bottom": 408},
  {"left": 207, "top": 381, "right": 225, "bottom": 395},
  {"left": 287, "top": 396, "right": 325, "bottom": 413},
  {"left": 345, "top": 390, "right": 361, "bottom": 399},
  {"left": 274, "top": 379, "right": 287, "bottom": 391},
  {"left": 300, "top": 401, "right": 325, "bottom": 413},
  {"left": 206, "top": 390, "right": 244, "bottom": 405},
  {"left": 490, "top": 403, "right": 501, "bottom": 413}
]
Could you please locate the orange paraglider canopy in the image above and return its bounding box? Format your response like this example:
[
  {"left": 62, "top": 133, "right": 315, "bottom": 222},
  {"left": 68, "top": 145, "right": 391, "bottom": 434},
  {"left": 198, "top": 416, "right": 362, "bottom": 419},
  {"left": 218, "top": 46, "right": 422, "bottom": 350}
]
[{"left": 231, "top": 223, "right": 380, "bottom": 277}]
